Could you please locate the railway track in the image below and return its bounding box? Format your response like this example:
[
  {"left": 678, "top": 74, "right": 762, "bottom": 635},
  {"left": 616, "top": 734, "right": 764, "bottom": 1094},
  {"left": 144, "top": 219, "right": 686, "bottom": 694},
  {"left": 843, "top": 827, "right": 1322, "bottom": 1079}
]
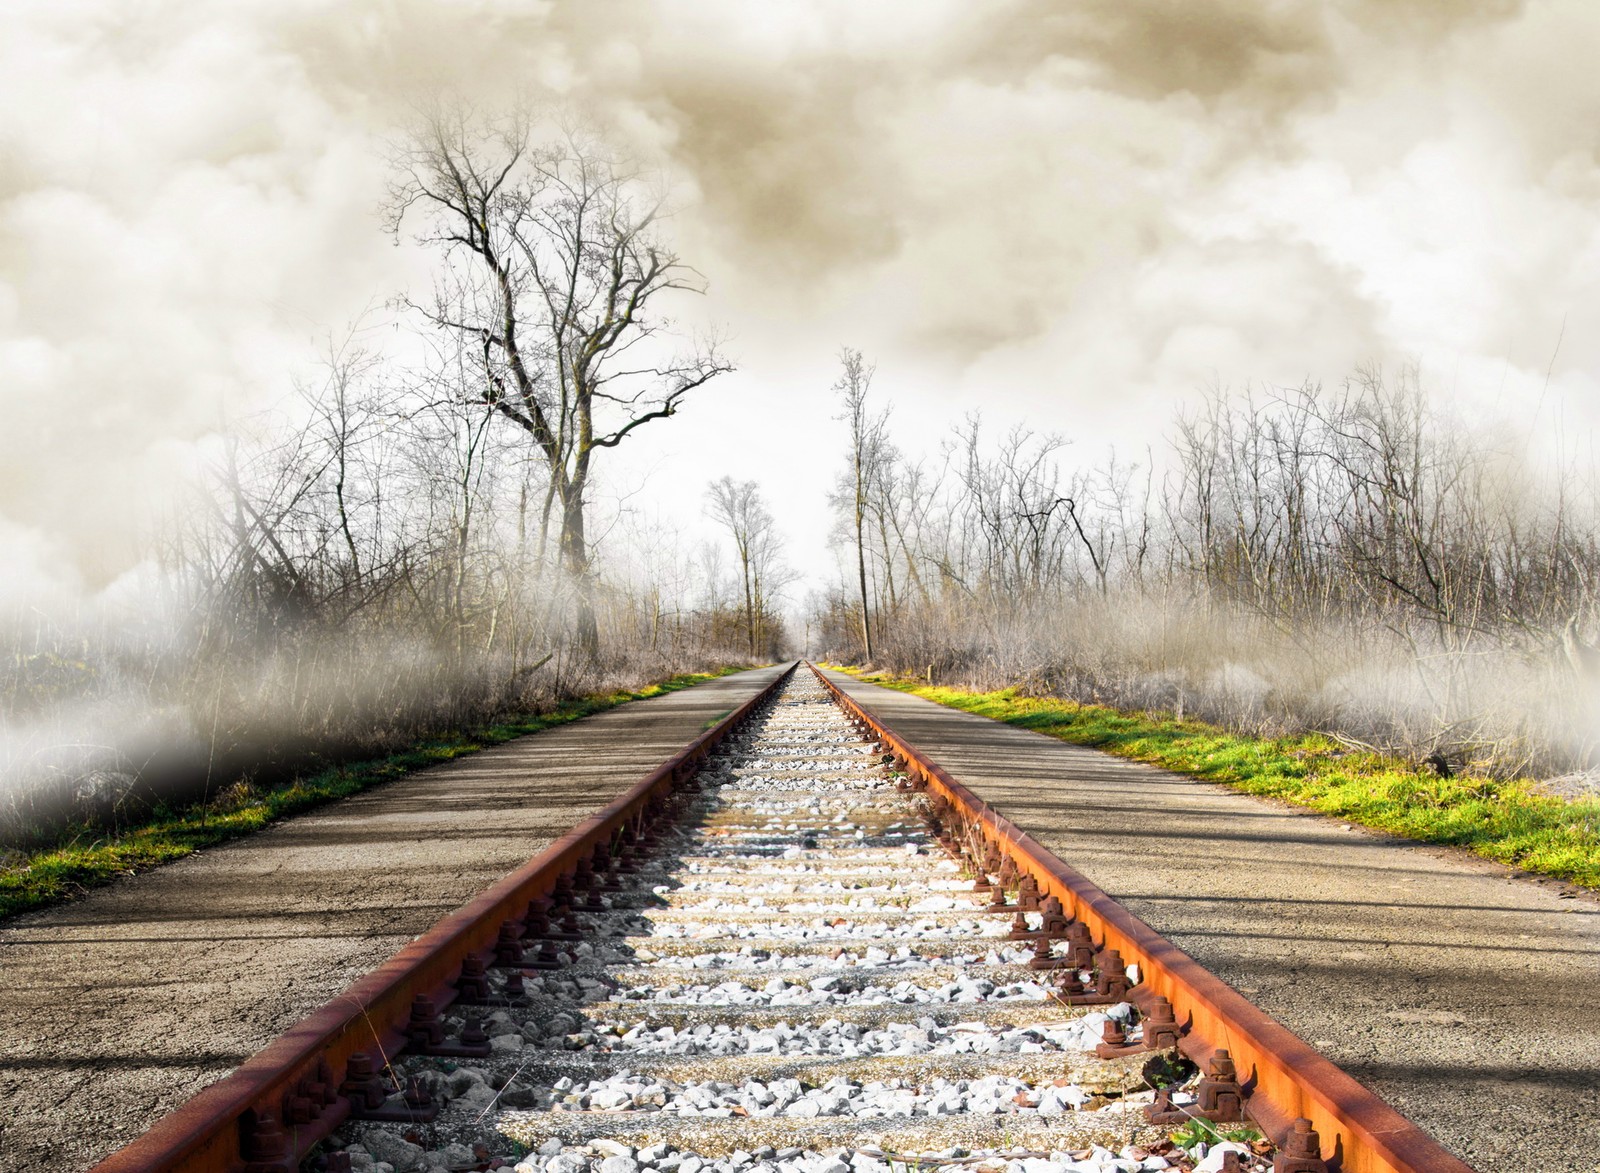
[{"left": 90, "top": 664, "right": 1477, "bottom": 1173}]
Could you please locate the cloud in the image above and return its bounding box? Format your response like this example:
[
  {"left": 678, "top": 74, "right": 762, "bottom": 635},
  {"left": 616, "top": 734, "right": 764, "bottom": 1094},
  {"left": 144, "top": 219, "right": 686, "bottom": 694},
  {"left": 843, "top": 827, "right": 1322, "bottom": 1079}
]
[
  {"left": 949, "top": 0, "right": 1341, "bottom": 116},
  {"left": 1, "top": 0, "right": 1597, "bottom": 603}
]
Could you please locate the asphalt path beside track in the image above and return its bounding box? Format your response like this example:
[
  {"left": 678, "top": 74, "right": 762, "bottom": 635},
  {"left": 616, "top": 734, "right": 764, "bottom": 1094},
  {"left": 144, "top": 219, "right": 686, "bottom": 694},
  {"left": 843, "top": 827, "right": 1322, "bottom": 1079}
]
[
  {"left": 0, "top": 666, "right": 788, "bottom": 1173},
  {"left": 818, "top": 668, "right": 1600, "bottom": 1173}
]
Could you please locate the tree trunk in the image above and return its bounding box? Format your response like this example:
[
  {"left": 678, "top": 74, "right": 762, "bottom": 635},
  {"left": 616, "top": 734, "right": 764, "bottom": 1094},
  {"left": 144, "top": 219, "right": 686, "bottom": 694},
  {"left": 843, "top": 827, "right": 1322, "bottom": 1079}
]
[
  {"left": 559, "top": 486, "right": 599, "bottom": 661},
  {"left": 855, "top": 503, "right": 874, "bottom": 660},
  {"left": 741, "top": 549, "right": 756, "bottom": 658}
]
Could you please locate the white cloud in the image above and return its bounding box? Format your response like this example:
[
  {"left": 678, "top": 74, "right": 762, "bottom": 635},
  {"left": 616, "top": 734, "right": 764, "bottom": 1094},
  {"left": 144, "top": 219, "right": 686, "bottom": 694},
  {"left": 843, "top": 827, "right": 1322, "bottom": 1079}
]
[{"left": 2, "top": 0, "right": 1598, "bottom": 605}]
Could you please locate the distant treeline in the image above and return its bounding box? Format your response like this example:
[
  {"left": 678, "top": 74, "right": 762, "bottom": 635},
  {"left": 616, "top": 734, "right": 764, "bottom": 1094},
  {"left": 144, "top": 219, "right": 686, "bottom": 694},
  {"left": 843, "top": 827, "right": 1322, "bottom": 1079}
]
[{"left": 815, "top": 361, "right": 1600, "bottom": 777}]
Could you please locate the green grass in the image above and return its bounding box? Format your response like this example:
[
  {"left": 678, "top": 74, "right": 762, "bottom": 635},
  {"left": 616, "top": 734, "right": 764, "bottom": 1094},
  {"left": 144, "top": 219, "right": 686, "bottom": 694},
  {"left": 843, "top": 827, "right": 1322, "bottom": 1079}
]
[
  {"left": 838, "top": 668, "right": 1600, "bottom": 890},
  {"left": 0, "top": 668, "right": 742, "bottom": 922}
]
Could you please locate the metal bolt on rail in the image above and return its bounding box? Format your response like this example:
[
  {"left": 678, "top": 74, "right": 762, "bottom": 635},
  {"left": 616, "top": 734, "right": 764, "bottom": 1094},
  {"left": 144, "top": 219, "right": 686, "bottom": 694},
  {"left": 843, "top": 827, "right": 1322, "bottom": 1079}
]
[
  {"left": 1149, "top": 1049, "right": 1245, "bottom": 1124},
  {"left": 454, "top": 954, "right": 491, "bottom": 1003},
  {"left": 1141, "top": 994, "right": 1183, "bottom": 1051},
  {"left": 526, "top": 938, "right": 564, "bottom": 970},
  {"left": 1193, "top": 1049, "right": 1246, "bottom": 1122},
  {"left": 239, "top": 1106, "right": 292, "bottom": 1173},
  {"left": 1011, "top": 895, "right": 1068, "bottom": 942},
  {"left": 85, "top": 666, "right": 1480, "bottom": 1173},
  {"left": 1059, "top": 947, "right": 1133, "bottom": 1005},
  {"left": 1274, "top": 1120, "right": 1330, "bottom": 1173},
  {"left": 1098, "top": 1017, "right": 1133, "bottom": 1053},
  {"left": 339, "top": 1053, "right": 436, "bottom": 1124},
  {"left": 1062, "top": 919, "right": 1097, "bottom": 967}
]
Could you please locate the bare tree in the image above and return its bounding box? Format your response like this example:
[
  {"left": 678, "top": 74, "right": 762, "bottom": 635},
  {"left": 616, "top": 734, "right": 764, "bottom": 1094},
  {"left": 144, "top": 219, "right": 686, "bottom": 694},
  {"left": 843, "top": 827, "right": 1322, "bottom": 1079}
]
[
  {"left": 705, "top": 477, "right": 763, "bottom": 657},
  {"left": 385, "top": 103, "right": 732, "bottom": 658},
  {"left": 809, "top": 360, "right": 1600, "bottom": 773},
  {"left": 834, "top": 349, "right": 886, "bottom": 660},
  {"left": 705, "top": 476, "right": 794, "bottom": 658}
]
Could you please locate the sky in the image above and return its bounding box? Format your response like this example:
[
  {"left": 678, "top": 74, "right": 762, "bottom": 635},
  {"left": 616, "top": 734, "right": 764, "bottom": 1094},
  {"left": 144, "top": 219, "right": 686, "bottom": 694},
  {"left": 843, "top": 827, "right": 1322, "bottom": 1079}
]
[{"left": 5, "top": 0, "right": 1600, "bottom": 610}]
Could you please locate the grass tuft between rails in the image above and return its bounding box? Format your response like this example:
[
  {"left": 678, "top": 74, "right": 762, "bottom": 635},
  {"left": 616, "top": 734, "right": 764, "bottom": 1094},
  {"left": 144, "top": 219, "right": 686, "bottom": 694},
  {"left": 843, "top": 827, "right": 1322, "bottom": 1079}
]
[
  {"left": 835, "top": 668, "right": 1600, "bottom": 891},
  {"left": 0, "top": 668, "right": 742, "bottom": 922}
]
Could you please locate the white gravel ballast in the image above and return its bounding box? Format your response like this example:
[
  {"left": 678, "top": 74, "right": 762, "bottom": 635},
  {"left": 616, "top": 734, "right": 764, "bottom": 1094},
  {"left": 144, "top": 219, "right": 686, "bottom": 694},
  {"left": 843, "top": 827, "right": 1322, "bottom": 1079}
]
[{"left": 321, "top": 672, "right": 1259, "bottom": 1173}]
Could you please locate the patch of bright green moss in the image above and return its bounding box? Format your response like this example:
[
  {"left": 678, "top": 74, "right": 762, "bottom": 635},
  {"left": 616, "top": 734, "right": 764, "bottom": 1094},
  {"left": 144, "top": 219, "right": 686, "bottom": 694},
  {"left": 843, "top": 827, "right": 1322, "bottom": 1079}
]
[{"left": 842, "top": 670, "right": 1600, "bottom": 891}]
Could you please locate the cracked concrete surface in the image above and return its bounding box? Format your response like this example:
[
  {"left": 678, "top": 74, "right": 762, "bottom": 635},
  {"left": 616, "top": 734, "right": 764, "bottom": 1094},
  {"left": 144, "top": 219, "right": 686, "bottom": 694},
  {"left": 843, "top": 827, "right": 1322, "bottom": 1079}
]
[
  {"left": 818, "top": 669, "right": 1600, "bottom": 1173},
  {"left": 0, "top": 666, "right": 787, "bottom": 1173}
]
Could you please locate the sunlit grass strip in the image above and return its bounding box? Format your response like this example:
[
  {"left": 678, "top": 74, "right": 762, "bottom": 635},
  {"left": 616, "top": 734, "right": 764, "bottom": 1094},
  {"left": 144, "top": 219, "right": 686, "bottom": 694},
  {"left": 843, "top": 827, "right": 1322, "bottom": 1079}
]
[
  {"left": 0, "top": 668, "right": 741, "bottom": 921},
  {"left": 840, "top": 669, "right": 1600, "bottom": 891}
]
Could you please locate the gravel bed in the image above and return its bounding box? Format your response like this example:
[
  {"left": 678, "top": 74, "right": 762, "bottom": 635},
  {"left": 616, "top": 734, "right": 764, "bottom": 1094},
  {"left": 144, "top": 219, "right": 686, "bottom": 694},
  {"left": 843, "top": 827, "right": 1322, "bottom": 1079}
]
[
  {"left": 312, "top": 674, "right": 1258, "bottom": 1173},
  {"left": 632, "top": 946, "right": 1046, "bottom": 971},
  {"left": 600, "top": 975, "right": 1058, "bottom": 1007}
]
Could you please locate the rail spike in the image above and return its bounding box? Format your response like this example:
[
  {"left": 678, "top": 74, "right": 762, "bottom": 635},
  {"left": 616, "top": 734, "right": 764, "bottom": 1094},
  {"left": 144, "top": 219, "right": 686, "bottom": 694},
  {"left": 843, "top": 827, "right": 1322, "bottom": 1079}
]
[
  {"left": 799, "top": 663, "right": 1467, "bottom": 1173},
  {"left": 84, "top": 663, "right": 1475, "bottom": 1173}
]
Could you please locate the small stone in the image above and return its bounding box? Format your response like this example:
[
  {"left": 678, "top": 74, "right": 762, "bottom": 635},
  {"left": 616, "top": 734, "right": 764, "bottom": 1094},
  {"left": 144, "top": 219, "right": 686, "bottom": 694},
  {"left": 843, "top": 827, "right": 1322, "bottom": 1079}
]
[
  {"left": 600, "top": 1158, "right": 639, "bottom": 1173},
  {"left": 1194, "top": 1144, "right": 1251, "bottom": 1173},
  {"left": 362, "top": 1131, "right": 425, "bottom": 1173},
  {"left": 454, "top": 1082, "right": 497, "bottom": 1112}
]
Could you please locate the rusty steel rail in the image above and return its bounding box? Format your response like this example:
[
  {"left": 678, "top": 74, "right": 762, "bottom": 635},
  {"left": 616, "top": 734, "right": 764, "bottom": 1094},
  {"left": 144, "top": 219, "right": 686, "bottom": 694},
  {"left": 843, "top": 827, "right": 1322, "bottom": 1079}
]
[
  {"left": 90, "top": 663, "right": 797, "bottom": 1173},
  {"left": 807, "top": 662, "right": 1477, "bottom": 1173}
]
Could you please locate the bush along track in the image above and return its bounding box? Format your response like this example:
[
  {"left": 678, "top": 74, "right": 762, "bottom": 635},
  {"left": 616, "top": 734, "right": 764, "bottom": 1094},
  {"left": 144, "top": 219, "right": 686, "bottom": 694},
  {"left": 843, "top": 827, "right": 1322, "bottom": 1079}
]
[
  {"left": 0, "top": 668, "right": 746, "bottom": 922},
  {"left": 833, "top": 669, "right": 1600, "bottom": 892}
]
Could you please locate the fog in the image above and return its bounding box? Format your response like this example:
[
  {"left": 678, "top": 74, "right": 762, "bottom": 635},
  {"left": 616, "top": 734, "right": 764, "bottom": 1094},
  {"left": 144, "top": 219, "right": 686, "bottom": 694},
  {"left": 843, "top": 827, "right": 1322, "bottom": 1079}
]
[{"left": 7, "top": 4, "right": 1600, "bottom": 830}]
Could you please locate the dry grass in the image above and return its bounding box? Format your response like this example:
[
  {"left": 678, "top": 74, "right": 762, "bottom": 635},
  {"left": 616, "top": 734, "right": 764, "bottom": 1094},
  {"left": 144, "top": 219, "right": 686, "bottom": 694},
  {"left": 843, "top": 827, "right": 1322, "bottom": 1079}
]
[
  {"left": 859, "top": 593, "right": 1589, "bottom": 779},
  {"left": 2, "top": 611, "right": 759, "bottom": 850},
  {"left": 0, "top": 667, "right": 743, "bottom": 921}
]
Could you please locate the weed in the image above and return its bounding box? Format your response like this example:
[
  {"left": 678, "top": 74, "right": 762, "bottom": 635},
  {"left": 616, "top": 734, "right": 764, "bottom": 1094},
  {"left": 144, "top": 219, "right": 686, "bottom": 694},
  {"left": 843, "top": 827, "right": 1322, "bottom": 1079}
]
[{"left": 1170, "top": 1118, "right": 1264, "bottom": 1152}]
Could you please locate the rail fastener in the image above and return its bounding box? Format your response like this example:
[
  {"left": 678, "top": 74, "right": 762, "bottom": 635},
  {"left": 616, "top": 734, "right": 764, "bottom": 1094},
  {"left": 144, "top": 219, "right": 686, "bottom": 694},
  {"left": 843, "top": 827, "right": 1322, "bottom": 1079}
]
[
  {"left": 88, "top": 664, "right": 799, "bottom": 1173},
  {"left": 806, "top": 661, "right": 1477, "bottom": 1173}
]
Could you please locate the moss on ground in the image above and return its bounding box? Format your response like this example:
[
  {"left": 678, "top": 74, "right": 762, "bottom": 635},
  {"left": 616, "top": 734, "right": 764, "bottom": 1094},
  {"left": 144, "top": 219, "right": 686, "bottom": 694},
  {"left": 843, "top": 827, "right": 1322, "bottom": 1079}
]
[
  {"left": 0, "top": 668, "right": 742, "bottom": 921},
  {"left": 837, "top": 669, "right": 1600, "bottom": 891}
]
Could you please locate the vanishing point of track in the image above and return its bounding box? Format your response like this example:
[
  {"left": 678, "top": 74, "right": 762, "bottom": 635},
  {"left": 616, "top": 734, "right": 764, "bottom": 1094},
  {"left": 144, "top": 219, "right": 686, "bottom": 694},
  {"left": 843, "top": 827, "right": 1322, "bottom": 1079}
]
[{"left": 88, "top": 664, "right": 1476, "bottom": 1173}]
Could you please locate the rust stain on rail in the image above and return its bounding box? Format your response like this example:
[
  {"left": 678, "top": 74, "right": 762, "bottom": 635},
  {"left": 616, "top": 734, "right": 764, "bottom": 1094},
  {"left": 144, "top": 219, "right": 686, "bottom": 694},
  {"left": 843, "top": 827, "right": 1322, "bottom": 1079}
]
[
  {"left": 89, "top": 664, "right": 797, "bottom": 1173},
  {"left": 807, "top": 662, "right": 1477, "bottom": 1173}
]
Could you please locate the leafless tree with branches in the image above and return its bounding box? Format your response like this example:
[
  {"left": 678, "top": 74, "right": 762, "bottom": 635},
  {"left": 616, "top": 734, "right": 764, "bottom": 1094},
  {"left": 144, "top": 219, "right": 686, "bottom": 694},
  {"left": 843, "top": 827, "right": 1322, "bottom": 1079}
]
[{"left": 384, "top": 103, "right": 733, "bottom": 658}]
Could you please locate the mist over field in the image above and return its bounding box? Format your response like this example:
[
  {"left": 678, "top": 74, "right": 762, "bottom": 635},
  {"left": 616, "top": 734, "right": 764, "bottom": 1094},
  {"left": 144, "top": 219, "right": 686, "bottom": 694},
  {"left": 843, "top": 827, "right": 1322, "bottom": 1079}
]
[{"left": 7, "top": 1, "right": 1600, "bottom": 837}]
